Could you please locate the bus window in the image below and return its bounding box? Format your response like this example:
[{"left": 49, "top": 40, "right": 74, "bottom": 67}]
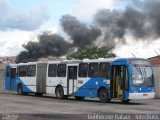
[
  {"left": 6, "top": 67, "right": 10, "bottom": 77},
  {"left": 99, "top": 63, "right": 110, "bottom": 78},
  {"left": 88, "top": 63, "right": 98, "bottom": 77},
  {"left": 78, "top": 63, "right": 88, "bottom": 77},
  {"left": 27, "top": 65, "right": 36, "bottom": 77},
  {"left": 57, "top": 64, "right": 66, "bottom": 77},
  {"left": 19, "top": 65, "right": 27, "bottom": 77},
  {"left": 68, "top": 66, "right": 77, "bottom": 79},
  {"left": 48, "top": 64, "right": 57, "bottom": 77}
]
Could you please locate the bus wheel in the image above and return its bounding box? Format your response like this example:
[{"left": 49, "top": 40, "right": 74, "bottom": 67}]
[
  {"left": 56, "top": 86, "right": 65, "bottom": 99},
  {"left": 122, "top": 99, "right": 130, "bottom": 103},
  {"left": 75, "top": 96, "right": 85, "bottom": 100},
  {"left": 17, "top": 85, "right": 23, "bottom": 95},
  {"left": 98, "top": 88, "right": 110, "bottom": 103},
  {"left": 35, "top": 93, "right": 43, "bottom": 96}
]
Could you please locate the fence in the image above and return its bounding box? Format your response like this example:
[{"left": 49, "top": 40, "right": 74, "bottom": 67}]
[
  {"left": 152, "top": 65, "right": 160, "bottom": 98},
  {"left": 0, "top": 68, "right": 5, "bottom": 91}
]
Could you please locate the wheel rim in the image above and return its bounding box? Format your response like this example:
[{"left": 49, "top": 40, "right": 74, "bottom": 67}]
[
  {"left": 58, "top": 90, "right": 62, "bottom": 97},
  {"left": 18, "top": 87, "right": 22, "bottom": 94},
  {"left": 100, "top": 92, "right": 106, "bottom": 100},
  {"left": 57, "top": 89, "right": 63, "bottom": 98}
]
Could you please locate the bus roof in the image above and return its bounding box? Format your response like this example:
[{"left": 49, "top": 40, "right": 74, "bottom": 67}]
[{"left": 8, "top": 57, "right": 149, "bottom": 66}]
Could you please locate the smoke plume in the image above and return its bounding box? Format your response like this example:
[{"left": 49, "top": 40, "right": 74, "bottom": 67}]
[
  {"left": 15, "top": 32, "right": 72, "bottom": 63},
  {"left": 16, "top": 0, "right": 160, "bottom": 63},
  {"left": 94, "top": 0, "right": 160, "bottom": 48},
  {"left": 60, "top": 15, "right": 101, "bottom": 49},
  {"left": 16, "top": 15, "right": 101, "bottom": 63}
]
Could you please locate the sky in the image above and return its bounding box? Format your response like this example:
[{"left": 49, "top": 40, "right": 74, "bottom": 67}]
[{"left": 0, "top": 0, "right": 159, "bottom": 58}]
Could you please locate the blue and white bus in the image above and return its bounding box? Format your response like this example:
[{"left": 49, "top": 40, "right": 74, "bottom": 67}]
[{"left": 5, "top": 58, "right": 155, "bottom": 103}]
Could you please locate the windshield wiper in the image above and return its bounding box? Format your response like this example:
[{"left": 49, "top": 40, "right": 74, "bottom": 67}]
[{"left": 135, "top": 65, "right": 143, "bottom": 79}]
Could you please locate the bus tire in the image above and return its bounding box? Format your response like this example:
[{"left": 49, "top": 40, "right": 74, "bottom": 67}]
[
  {"left": 55, "top": 86, "right": 65, "bottom": 99},
  {"left": 17, "top": 84, "right": 23, "bottom": 95},
  {"left": 35, "top": 93, "right": 43, "bottom": 96},
  {"left": 75, "top": 96, "right": 85, "bottom": 100},
  {"left": 122, "top": 99, "right": 130, "bottom": 103},
  {"left": 98, "top": 88, "right": 110, "bottom": 103}
]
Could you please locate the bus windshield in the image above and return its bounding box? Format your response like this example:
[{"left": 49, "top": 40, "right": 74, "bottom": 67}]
[{"left": 132, "top": 66, "right": 154, "bottom": 86}]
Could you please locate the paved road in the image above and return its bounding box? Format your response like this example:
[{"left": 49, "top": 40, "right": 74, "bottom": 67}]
[{"left": 0, "top": 93, "right": 159, "bottom": 120}]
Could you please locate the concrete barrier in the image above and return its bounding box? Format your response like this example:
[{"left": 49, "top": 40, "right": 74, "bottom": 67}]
[
  {"left": 152, "top": 65, "right": 160, "bottom": 98},
  {"left": 0, "top": 69, "right": 4, "bottom": 91}
]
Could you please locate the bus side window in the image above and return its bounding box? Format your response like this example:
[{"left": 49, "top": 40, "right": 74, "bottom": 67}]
[
  {"left": 78, "top": 63, "right": 88, "bottom": 77},
  {"left": 6, "top": 67, "right": 10, "bottom": 77},
  {"left": 19, "top": 65, "right": 27, "bottom": 77},
  {"left": 27, "top": 65, "right": 36, "bottom": 77},
  {"left": 48, "top": 64, "right": 57, "bottom": 77},
  {"left": 57, "top": 64, "right": 66, "bottom": 77},
  {"left": 68, "top": 66, "right": 77, "bottom": 79},
  {"left": 88, "top": 63, "right": 98, "bottom": 77},
  {"left": 99, "top": 62, "right": 110, "bottom": 78}
]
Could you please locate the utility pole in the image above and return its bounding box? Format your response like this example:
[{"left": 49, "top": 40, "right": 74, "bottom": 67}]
[{"left": 131, "top": 53, "right": 136, "bottom": 58}]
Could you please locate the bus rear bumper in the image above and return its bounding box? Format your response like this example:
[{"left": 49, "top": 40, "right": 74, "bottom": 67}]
[{"left": 128, "top": 92, "right": 155, "bottom": 100}]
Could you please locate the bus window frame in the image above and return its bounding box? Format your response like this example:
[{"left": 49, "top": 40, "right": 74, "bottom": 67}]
[
  {"left": 57, "top": 64, "right": 66, "bottom": 77},
  {"left": 48, "top": 64, "right": 57, "bottom": 77},
  {"left": 18, "top": 65, "right": 27, "bottom": 77},
  {"left": 78, "top": 63, "right": 88, "bottom": 78},
  {"left": 99, "top": 62, "right": 110, "bottom": 78},
  {"left": 27, "top": 65, "right": 36, "bottom": 77},
  {"left": 88, "top": 62, "right": 99, "bottom": 78}
]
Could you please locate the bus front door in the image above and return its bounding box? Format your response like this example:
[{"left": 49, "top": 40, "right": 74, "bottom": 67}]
[
  {"left": 111, "top": 65, "right": 129, "bottom": 100},
  {"left": 67, "top": 66, "right": 77, "bottom": 95},
  {"left": 10, "top": 68, "right": 17, "bottom": 91}
]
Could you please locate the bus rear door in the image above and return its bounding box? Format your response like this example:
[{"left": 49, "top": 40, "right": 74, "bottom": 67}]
[
  {"left": 36, "top": 63, "right": 47, "bottom": 94},
  {"left": 67, "top": 66, "right": 78, "bottom": 95}
]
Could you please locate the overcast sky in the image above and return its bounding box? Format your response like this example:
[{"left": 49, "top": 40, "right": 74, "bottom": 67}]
[{"left": 0, "top": 0, "right": 159, "bottom": 58}]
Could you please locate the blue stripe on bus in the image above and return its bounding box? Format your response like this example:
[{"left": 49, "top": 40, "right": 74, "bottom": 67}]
[
  {"left": 5, "top": 76, "right": 33, "bottom": 93},
  {"left": 16, "top": 77, "right": 34, "bottom": 93},
  {"left": 74, "top": 77, "right": 110, "bottom": 98}
]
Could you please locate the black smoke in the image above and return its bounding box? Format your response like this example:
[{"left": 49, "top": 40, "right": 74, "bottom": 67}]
[
  {"left": 60, "top": 15, "right": 101, "bottom": 49},
  {"left": 16, "top": 16, "right": 101, "bottom": 63},
  {"left": 15, "top": 32, "right": 72, "bottom": 63},
  {"left": 94, "top": 0, "right": 160, "bottom": 48},
  {"left": 16, "top": 0, "right": 160, "bottom": 63}
]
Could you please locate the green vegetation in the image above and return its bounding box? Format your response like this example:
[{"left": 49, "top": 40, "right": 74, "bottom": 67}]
[{"left": 67, "top": 47, "right": 116, "bottom": 60}]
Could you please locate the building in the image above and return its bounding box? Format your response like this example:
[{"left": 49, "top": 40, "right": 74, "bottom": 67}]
[
  {"left": 148, "top": 56, "right": 160, "bottom": 65},
  {"left": 148, "top": 56, "right": 160, "bottom": 98}
]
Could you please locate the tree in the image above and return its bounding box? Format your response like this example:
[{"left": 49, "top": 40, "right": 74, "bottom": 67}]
[{"left": 67, "top": 47, "right": 116, "bottom": 60}]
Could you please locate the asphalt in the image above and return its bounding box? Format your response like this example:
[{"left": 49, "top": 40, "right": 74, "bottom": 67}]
[{"left": 0, "top": 93, "right": 159, "bottom": 120}]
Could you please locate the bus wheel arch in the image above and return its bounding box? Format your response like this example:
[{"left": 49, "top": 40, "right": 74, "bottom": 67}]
[
  {"left": 97, "top": 87, "right": 110, "bottom": 103},
  {"left": 55, "top": 85, "right": 65, "bottom": 99}
]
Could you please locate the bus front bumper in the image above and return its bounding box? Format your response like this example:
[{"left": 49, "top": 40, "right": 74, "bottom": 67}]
[{"left": 128, "top": 92, "right": 155, "bottom": 100}]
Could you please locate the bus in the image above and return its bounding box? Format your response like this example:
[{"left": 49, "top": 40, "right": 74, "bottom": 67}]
[{"left": 5, "top": 58, "right": 155, "bottom": 103}]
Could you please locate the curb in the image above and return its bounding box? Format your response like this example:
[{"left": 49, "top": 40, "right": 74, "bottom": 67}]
[{"left": 0, "top": 90, "right": 17, "bottom": 94}]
